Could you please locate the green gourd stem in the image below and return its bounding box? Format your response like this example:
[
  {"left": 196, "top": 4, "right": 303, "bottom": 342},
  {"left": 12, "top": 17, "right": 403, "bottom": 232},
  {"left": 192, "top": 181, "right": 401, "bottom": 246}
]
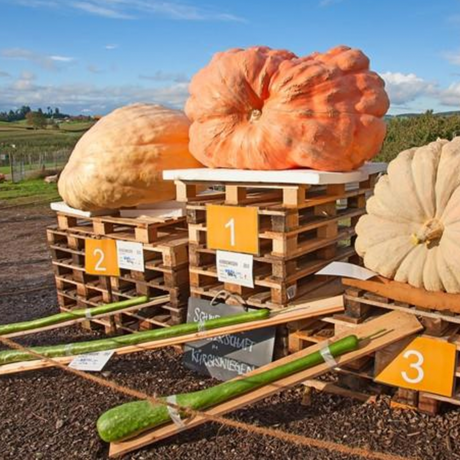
[
  {"left": 96, "top": 335, "right": 360, "bottom": 442},
  {"left": 0, "top": 296, "right": 149, "bottom": 336},
  {"left": 0, "top": 309, "right": 270, "bottom": 365}
]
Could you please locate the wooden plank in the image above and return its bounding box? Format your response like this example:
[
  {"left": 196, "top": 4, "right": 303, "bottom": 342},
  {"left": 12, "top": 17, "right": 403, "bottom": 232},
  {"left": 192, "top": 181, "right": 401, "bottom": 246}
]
[
  {"left": 342, "top": 276, "right": 460, "bottom": 314},
  {"left": 163, "top": 163, "right": 387, "bottom": 186},
  {"left": 344, "top": 294, "right": 460, "bottom": 326},
  {"left": 0, "top": 296, "right": 344, "bottom": 376},
  {"left": 109, "top": 311, "right": 422, "bottom": 458},
  {"left": 302, "top": 379, "right": 377, "bottom": 403}
]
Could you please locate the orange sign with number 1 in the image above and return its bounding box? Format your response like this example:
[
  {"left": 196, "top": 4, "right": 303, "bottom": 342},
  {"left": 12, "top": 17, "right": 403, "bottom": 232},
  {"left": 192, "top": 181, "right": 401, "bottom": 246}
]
[
  {"left": 85, "top": 239, "right": 120, "bottom": 276},
  {"left": 206, "top": 204, "right": 259, "bottom": 255}
]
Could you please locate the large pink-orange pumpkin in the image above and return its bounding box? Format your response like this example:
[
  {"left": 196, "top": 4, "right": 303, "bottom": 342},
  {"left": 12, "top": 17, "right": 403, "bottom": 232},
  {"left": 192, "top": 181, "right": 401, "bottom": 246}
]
[{"left": 185, "top": 45, "right": 390, "bottom": 171}]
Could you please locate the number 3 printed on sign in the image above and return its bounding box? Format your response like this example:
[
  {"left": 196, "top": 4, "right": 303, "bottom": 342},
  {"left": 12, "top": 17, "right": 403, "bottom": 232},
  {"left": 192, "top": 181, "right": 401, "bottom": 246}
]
[
  {"left": 401, "top": 349, "right": 424, "bottom": 384},
  {"left": 375, "top": 336, "right": 456, "bottom": 397}
]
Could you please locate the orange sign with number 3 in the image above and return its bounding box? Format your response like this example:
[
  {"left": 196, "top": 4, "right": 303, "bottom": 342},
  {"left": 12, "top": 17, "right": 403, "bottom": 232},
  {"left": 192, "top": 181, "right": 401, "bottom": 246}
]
[{"left": 375, "top": 336, "right": 456, "bottom": 397}]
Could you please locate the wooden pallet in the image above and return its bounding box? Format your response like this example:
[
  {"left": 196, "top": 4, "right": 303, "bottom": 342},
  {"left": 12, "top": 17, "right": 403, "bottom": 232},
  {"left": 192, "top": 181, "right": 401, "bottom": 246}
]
[
  {"left": 297, "top": 276, "right": 460, "bottom": 414},
  {"left": 55, "top": 211, "right": 187, "bottom": 244},
  {"left": 46, "top": 220, "right": 190, "bottom": 333},
  {"left": 176, "top": 171, "right": 380, "bottom": 309}
]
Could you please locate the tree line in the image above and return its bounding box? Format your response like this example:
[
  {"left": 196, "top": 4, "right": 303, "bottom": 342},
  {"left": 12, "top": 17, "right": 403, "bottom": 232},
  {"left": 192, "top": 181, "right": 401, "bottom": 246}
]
[{"left": 377, "top": 110, "right": 460, "bottom": 162}]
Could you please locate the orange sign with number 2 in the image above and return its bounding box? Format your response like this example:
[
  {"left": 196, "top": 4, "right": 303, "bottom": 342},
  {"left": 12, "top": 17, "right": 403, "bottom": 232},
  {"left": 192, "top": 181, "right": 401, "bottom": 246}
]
[{"left": 85, "top": 239, "right": 120, "bottom": 276}]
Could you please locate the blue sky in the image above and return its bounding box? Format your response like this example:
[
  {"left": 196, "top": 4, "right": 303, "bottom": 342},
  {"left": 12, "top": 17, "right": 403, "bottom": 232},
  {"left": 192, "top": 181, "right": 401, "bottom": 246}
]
[{"left": 0, "top": 0, "right": 459, "bottom": 115}]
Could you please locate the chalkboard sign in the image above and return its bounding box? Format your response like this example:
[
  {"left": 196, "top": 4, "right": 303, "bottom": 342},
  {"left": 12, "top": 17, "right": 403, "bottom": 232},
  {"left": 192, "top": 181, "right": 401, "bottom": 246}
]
[{"left": 183, "top": 298, "right": 276, "bottom": 381}]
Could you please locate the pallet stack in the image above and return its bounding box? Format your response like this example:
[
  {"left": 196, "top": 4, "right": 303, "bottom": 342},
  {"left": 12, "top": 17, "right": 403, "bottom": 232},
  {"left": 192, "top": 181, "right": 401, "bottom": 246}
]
[
  {"left": 47, "top": 209, "right": 190, "bottom": 334},
  {"left": 299, "top": 276, "right": 460, "bottom": 414},
  {"left": 165, "top": 165, "right": 385, "bottom": 356}
]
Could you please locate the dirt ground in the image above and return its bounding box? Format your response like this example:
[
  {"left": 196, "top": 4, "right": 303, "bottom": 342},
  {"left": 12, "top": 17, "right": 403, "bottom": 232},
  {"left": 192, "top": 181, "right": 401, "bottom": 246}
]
[{"left": 0, "top": 204, "right": 459, "bottom": 460}]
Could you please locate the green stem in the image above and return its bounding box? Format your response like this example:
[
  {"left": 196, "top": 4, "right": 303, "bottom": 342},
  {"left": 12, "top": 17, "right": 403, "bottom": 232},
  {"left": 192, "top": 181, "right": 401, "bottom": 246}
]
[
  {"left": 0, "top": 309, "right": 270, "bottom": 365},
  {"left": 0, "top": 296, "right": 149, "bottom": 336},
  {"left": 97, "top": 335, "right": 360, "bottom": 442}
]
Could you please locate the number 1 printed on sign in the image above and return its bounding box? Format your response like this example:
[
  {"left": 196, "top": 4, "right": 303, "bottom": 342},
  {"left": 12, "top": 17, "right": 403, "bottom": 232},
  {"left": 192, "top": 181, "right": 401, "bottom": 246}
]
[{"left": 225, "top": 218, "right": 235, "bottom": 247}]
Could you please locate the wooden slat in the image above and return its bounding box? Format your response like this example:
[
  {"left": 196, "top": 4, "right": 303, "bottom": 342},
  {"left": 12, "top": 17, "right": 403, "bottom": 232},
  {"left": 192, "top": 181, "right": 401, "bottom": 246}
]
[
  {"left": 0, "top": 296, "right": 344, "bottom": 375},
  {"left": 109, "top": 310, "right": 422, "bottom": 458},
  {"left": 342, "top": 276, "right": 460, "bottom": 314}
]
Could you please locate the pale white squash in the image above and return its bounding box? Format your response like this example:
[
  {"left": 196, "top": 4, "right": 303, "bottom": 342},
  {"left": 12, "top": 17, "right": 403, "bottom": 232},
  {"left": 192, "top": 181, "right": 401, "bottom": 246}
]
[{"left": 355, "top": 137, "right": 460, "bottom": 293}]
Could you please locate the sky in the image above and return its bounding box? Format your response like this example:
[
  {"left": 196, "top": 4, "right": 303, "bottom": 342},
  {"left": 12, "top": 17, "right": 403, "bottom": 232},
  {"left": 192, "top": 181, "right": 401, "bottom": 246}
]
[{"left": 0, "top": 0, "right": 460, "bottom": 115}]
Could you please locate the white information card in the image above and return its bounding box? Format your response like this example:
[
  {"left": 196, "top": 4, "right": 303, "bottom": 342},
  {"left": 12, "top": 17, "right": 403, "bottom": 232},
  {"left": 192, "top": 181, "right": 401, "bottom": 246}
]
[
  {"left": 216, "top": 250, "right": 254, "bottom": 288},
  {"left": 116, "top": 240, "right": 144, "bottom": 272},
  {"left": 69, "top": 351, "right": 115, "bottom": 372}
]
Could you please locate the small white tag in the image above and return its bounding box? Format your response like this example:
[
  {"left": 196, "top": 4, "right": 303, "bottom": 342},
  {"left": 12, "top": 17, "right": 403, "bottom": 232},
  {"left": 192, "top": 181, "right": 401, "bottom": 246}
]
[
  {"left": 315, "top": 262, "right": 377, "bottom": 281},
  {"left": 68, "top": 350, "right": 114, "bottom": 372},
  {"left": 166, "top": 395, "right": 185, "bottom": 428},
  {"left": 116, "top": 241, "right": 144, "bottom": 272},
  {"left": 216, "top": 250, "right": 254, "bottom": 288}
]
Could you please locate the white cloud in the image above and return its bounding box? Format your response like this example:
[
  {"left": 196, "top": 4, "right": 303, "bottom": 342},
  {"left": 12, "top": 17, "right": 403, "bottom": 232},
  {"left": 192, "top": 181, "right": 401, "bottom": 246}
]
[
  {"left": 0, "top": 76, "right": 189, "bottom": 113},
  {"left": 71, "top": 2, "right": 135, "bottom": 19},
  {"left": 1, "top": 48, "right": 75, "bottom": 70},
  {"left": 442, "top": 50, "right": 460, "bottom": 66},
  {"left": 0, "top": 70, "right": 11, "bottom": 78},
  {"left": 50, "top": 55, "right": 75, "bottom": 62},
  {"left": 105, "top": 44, "right": 118, "bottom": 50},
  {"left": 139, "top": 70, "right": 188, "bottom": 83},
  {"left": 381, "top": 72, "right": 436, "bottom": 105},
  {"left": 437, "top": 83, "right": 460, "bottom": 107},
  {"left": 87, "top": 64, "right": 104, "bottom": 74},
  {"left": 10, "top": 0, "right": 245, "bottom": 22}
]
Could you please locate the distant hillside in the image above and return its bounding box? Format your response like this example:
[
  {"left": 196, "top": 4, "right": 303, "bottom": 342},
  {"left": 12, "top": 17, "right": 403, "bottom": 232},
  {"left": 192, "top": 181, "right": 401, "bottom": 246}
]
[{"left": 385, "top": 110, "right": 460, "bottom": 120}]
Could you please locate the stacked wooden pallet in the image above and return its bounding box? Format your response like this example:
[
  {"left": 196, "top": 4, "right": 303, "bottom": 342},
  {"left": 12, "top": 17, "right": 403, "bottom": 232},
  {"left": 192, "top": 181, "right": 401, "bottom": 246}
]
[
  {"left": 47, "top": 208, "right": 190, "bottom": 334},
  {"left": 170, "top": 168, "right": 382, "bottom": 308},
  {"left": 164, "top": 165, "right": 384, "bottom": 356},
  {"left": 298, "top": 276, "right": 460, "bottom": 414}
]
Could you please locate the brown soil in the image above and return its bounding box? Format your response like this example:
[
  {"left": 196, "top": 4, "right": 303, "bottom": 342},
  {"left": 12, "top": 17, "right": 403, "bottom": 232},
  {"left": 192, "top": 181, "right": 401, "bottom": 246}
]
[{"left": 0, "top": 205, "right": 459, "bottom": 460}]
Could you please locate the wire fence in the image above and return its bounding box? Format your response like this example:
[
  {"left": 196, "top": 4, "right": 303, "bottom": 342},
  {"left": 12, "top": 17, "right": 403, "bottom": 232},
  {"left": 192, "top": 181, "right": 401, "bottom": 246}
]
[{"left": 0, "top": 149, "right": 71, "bottom": 182}]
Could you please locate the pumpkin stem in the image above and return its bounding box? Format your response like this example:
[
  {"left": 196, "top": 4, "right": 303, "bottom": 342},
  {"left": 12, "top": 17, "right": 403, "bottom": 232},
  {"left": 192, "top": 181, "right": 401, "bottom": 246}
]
[
  {"left": 412, "top": 218, "right": 444, "bottom": 245},
  {"left": 249, "top": 109, "right": 262, "bottom": 121}
]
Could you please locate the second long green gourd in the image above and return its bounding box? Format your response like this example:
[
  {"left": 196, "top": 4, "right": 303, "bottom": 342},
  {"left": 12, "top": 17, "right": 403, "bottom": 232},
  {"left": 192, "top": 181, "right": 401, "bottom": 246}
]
[{"left": 0, "top": 309, "right": 270, "bottom": 365}]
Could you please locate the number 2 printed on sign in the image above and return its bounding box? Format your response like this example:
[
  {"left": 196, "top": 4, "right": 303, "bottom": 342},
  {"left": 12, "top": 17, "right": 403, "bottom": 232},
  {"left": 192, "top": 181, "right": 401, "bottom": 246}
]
[{"left": 93, "top": 248, "right": 106, "bottom": 272}]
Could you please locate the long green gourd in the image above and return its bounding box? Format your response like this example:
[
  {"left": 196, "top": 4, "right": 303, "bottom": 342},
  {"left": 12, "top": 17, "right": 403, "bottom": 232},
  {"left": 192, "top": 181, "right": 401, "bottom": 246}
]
[
  {"left": 97, "top": 334, "right": 360, "bottom": 442},
  {"left": 0, "top": 296, "right": 149, "bottom": 336},
  {"left": 0, "top": 309, "right": 270, "bottom": 365}
]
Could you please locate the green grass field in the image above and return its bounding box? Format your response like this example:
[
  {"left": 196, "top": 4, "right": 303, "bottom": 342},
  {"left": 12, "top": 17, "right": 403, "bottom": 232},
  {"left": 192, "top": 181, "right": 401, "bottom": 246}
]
[
  {"left": 0, "top": 120, "right": 93, "bottom": 152},
  {"left": 0, "top": 178, "right": 60, "bottom": 207}
]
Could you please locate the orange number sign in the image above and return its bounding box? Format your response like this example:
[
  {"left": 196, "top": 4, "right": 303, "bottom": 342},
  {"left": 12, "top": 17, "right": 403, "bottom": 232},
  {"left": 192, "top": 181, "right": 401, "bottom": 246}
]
[
  {"left": 85, "top": 239, "right": 120, "bottom": 276},
  {"left": 375, "top": 336, "right": 456, "bottom": 397},
  {"left": 206, "top": 204, "right": 259, "bottom": 255}
]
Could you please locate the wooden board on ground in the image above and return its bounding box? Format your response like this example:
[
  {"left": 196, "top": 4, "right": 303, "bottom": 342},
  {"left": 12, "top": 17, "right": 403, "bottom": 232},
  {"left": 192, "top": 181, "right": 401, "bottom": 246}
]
[
  {"left": 109, "top": 310, "right": 422, "bottom": 458},
  {"left": 342, "top": 276, "right": 460, "bottom": 314},
  {"left": 0, "top": 296, "right": 344, "bottom": 376}
]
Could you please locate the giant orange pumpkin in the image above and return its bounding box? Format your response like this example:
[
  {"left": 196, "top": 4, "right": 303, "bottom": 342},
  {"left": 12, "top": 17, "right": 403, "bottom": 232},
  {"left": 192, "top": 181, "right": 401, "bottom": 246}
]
[{"left": 185, "top": 45, "right": 390, "bottom": 171}]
